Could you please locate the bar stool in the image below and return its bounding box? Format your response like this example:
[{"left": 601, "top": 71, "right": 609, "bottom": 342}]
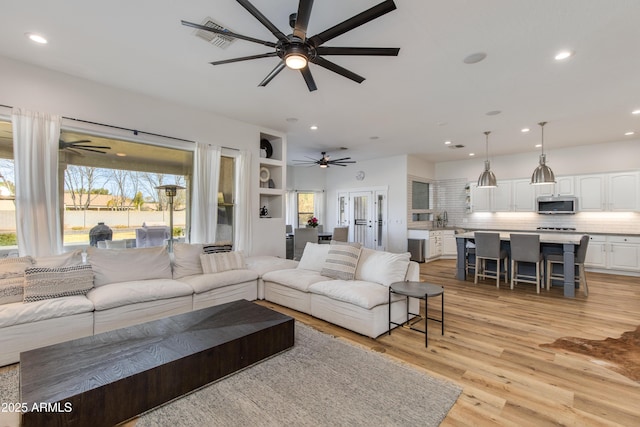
[
  {"left": 474, "top": 232, "right": 508, "bottom": 288},
  {"left": 465, "top": 247, "right": 476, "bottom": 276},
  {"left": 546, "top": 234, "right": 590, "bottom": 296},
  {"left": 510, "top": 234, "right": 544, "bottom": 293}
]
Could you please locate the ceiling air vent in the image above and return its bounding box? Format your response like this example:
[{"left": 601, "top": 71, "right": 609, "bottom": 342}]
[
  {"left": 448, "top": 144, "right": 465, "bottom": 149},
  {"left": 194, "top": 18, "right": 236, "bottom": 49}
]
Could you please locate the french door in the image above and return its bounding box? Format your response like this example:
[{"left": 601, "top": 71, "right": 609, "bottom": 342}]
[{"left": 337, "top": 188, "right": 387, "bottom": 250}]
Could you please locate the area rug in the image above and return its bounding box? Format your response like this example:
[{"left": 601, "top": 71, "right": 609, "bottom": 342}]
[
  {"left": 541, "top": 325, "right": 640, "bottom": 382},
  {"left": 0, "top": 323, "right": 461, "bottom": 427}
]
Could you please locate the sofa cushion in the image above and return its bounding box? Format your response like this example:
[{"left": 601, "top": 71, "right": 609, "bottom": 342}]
[
  {"left": 23, "top": 264, "right": 94, "bottom": 302},
  {"left": 87, "top": 246, "right": 172, "bottom": 287},
  {"left": 86, "top": 279, "right": 193, "bottom": 311},
  {"left": 245, "top": 256, "right": 299, "bottom": 277},
  {"left": 297, "top": 243, "right": 331, "bottom": 272},
  {"left": 0, "top": 295, "right": 94, "bottom": 328},
  {"left": 0, "top": 256, "right": 34, "bottom": 305},
  {"left": 320, "top": 242, "right": 362, "bottom": 280},
  {"left": 200, "top": 251, "right": 245, "bottom": 274},
  {"left": 34, "top": 250, "right": 83, "bottom": 268},
  {"left": 309, "top": 280, "right": 400, "bottom": 310},
  {"left": 355, "top": 249, "right": 411, "bottom": 286},
  {"left": 262, "top": 268, "right": 331, "bottom": 292},
  {"left": 179, "top": 269, "right": 258, "bottom": 294},
  {"left": 172, "top": 243, "right": 204, "bottom": 279}
]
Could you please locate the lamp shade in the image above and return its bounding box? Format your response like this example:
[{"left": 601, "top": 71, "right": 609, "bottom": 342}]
[
  {"left": 530, "top": 154, "right": 556, "bottom": 185},
  {"left": 477, "top": 161, "right": 497, "bottom": 188}
]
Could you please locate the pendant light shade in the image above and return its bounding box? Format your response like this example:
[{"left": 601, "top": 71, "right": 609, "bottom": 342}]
[
  {"left": 530, "top": 122, "right": 556, "bottom": 185},
  {"left": 477, "top": 131, "right": 497, "bottom": 188}
]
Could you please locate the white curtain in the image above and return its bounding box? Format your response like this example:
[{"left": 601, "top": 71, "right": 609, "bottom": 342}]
[
  {"left": 190, "top": 143, "right": 221, "bottom": 243},
  {"left": 234, "top": 149, "right": 252, "bottom": 253},
  {"left": 285, "top": 190, "right": 297, "bottom": 228},
  {"left": 314, "top": 191, "right": 325, "bottom": 227},
  {"left": 12, "top": 108, "right": 62, "bottom": 257}
]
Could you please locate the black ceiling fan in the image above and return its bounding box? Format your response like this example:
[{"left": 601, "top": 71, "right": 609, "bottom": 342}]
[
  {"left": 59, "top": 139, "right": 111, "bottom": 155},
  {"left": 182, "top": 0, "right": 399, "bottom": 91},
  {"left": 293, "top": 151, "right": 355, "bottom": 168}
]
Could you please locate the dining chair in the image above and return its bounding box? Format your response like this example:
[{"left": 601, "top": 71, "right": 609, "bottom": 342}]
[
  {"left": 332, "top": 226, "right": 349, "bottom": 242},
  {"left": 546, "top": 234, "right": 590, "bottom": 296},
  {"left": 474, "top": 232, "right": 508, "bottom": 288},
  {"left": 510, "top": 234, "right": 544, "bottom": 293},
  {"left": 293, "top": 227, "right": 318, "bottom": 260},
  {"left": 285, "top": 224, "right": 293, "bottom": 234}
]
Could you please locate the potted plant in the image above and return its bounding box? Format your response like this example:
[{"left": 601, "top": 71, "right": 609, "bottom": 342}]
[{"left": 307, "top": 217, "right": 319, "bottom": 228}]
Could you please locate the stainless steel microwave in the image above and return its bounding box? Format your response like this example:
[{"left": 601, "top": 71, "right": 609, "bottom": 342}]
[{"left": 536, "top": 196, "right": 578, "bottom": 214}]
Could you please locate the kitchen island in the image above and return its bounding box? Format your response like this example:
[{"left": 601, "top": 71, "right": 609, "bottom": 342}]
[{"left": 456, "top": 231, "right": 587, "bottom": 298}]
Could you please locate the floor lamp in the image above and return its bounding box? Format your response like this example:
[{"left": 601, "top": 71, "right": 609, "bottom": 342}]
[{"left": 156, "top": 184, "right": 185, "bottom": 252}]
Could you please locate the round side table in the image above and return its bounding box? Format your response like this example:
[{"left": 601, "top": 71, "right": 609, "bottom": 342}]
[{"left": 388, "top": 281, "right": 444, "bottom": 347}]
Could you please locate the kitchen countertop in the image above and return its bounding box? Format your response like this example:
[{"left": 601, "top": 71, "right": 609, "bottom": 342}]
[{"left": 457, "top": 227, "right": 640, "bottom": 237}]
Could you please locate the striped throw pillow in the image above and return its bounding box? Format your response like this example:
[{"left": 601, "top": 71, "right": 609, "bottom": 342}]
[
  {"left": 0, "top": 256, "right": 34, "bottom": 305},
  {"left": 23, "top": 264, "right": 94, "bottom": 302},
  {"left": 200, "top": 251, "right": 245, "bottom": 274},
  {"left": 320, "top": 242, "right": 362, "bottom": 280}
]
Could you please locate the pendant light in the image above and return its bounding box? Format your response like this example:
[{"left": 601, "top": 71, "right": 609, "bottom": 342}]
[
  {"left": 530, "top": 121, "right": 556, "bottom": 185},
  {"left": 477, "top": 131, "right": 497, "bottom": 188}
]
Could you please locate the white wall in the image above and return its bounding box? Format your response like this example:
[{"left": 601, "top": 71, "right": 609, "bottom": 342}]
[{"left": 0, "top": 56, "right": 283, "bottom": 256}]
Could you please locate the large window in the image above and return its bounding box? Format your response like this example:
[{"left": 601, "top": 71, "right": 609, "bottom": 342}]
[
  {"left": 216, "top": 155, "right": 235, "bottom": 244},
  {"left": 0, "top": 121, "right": 17, "bottom": 251},
  {"left": 59, "top": 130, "right": 193, "bottom": 247}
]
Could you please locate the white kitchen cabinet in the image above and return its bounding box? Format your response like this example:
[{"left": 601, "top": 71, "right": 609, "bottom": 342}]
[
  {"left": 493, "top": 180, "right": 512, "bottom": 211},
  {"left": 469, "top": 183, "right": 491, "bottom": 212},
  {"left": 576, "top": 172, "right": 639, "bottom": 212},
  {"left": 536, "top": 176, "right": 574, "bottom": 197},
  {"left": 608, "top": 172, "right": 639, "bottom": 211},
  {"left": 512, "top": 179, "right": 536, "bottom": 211},
  {"left": 442, "top": 230, "right": 457, "bottom": 257},
  {"left": 428, "top": 230, "right": 442, "bottom": 258},
  {"left": 608, "top": 236, "right": 640, "bottom": 271},
  {"left": 584, "top": 235, "right": 607, "bottom": 269},
  {"left": 576, "top": 174, "right": 605, "bottom": 211}
]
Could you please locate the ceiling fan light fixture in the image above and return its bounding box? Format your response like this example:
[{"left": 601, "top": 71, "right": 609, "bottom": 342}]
[{"left": 284, "top": 46, "right": 308, "bottom": 69}]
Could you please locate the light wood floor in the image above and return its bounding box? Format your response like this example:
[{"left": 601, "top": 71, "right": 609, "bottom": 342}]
[{"left": 259, "top": 259, "right": 640, "bottom": 426}]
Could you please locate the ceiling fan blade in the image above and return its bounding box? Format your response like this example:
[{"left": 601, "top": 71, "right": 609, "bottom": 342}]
[
  {"left": 211, "top": 52, "right": 278, "bottom": 66},
  {"left": 329, "top": 157, "right": 352, "bottom": 162},
  {"left": 236, "top": 0, "right": 288, "bottom": 42},
  {"left": 332, "top": 161, "right": 356, "bottom": 164},
  {"left": 293, "top": 0, "right": 314, "bottom": 40},
  {"left": 308, "top": 0, "right": 397, "bottom": 47},
  {"left": 300, "top": 67, "right": 318, "bottom": 92},
  {"left": 181, "top": 20, "right": 277, "bottom": 48},
  {"left": 76, "top": 147, "right": 108, "bottom": 154},
  {"left": 310, "top": 56, "right": 365, "bottom": 83},
  {"left": 69, "top": 144, "right": 111, "bottom": 149},
  {"left": 258, "top": 61, "right": 286, "bottom": 87},
  {"left": 316, "top": 46, "right": 399, "bottom": 56}
]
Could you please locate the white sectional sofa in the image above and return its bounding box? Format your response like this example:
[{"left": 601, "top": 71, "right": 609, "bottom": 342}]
[
  {"left": 262, "top": 242, "right": 419, "bottom": 338},
  {"left": 0, "top": 241, "right": 417, "bottom": 366}
]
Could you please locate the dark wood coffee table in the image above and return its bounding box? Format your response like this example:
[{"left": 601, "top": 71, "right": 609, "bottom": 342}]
[{"left": 20, "top": 299, "right": 294, "bottom": 427}]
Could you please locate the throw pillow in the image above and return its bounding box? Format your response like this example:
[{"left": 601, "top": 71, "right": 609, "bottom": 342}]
[
  {"left": 34, "top": 250, "right": 83, "bottom": 268},
  {"left": 87, "top": 246, "right": 172, "bottom": 287},
  {"left": 355, "top": 248, "right": 411, "bottom": 286},
  {"left": 0, "top": 256, "right": 34, "bottom": 305},
  {"left": 320, "top": 242, "right": 362, "bottom": 280},
  {"left": 297, "top": 243, "right": 331, "bottom": 272},
  {"left": 172, "top": 243, "right": 204, "bottom": 279},
  {"left": 203, "top": 244, "right": 233, "bottom": 254},
  {"left": 200, "top": 251, "right": 245, "bottom": 274},
  {"left": 23, "top": 264, "right": 94, "bottom": 302}
]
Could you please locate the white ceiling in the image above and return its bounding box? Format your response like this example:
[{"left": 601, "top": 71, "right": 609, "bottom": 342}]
[{"left": 1, "top": 0, "right": 639, "bottom": 165}]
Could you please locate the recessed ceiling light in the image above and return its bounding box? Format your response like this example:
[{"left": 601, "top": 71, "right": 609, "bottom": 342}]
[
  {"left": 632, "top": 110, "right": 640, "bottom": 115},
  {"left": 444, "top": 140, "right": 451, "bottom": 145},
  {"left": 535, "top": 144, "right": 542, "bottom": 148},
  {"left": 285, "top": 117, "right": 298, "bottom": 123},
  {"left": 625, "top": 131, "right": 635, "bottom": 136},
  {"left": 554, "top": 50, "right": 574, "bottom": 61},
  {"left": 521, "top": 128, "right": 530, "bottom": 133},
  {"left": 115, "top": 152, "right": 127, "bottom": 157},
  {"left": 469, "top": 153, "right": 475, "bottom": 157},
  {"left": 485, "top": 110, "right": 501, "bottom": 116},
  {"left": 25, "top": 32, "right": 48, "bottom": 44},
  {"left": 463, "top": 52, "right": 487, "bottom": 64},
  {"left": 310, "top": 125, "right": 318, "bottom": 130}
]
